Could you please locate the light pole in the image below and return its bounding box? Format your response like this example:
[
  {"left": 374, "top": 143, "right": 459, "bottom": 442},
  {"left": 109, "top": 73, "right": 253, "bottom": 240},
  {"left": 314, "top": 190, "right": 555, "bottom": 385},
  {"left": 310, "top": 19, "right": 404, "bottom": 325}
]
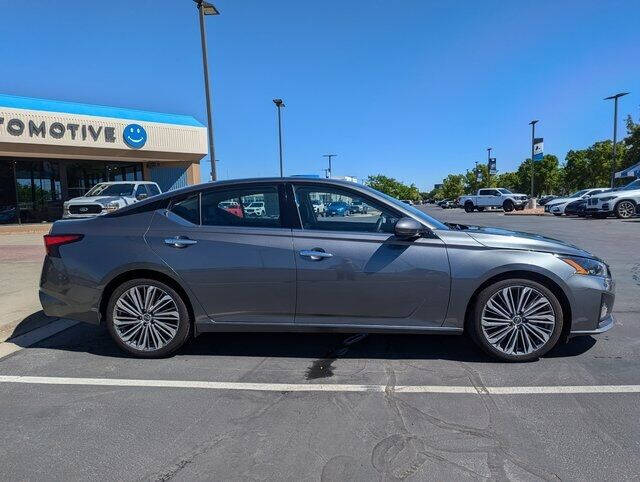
[
  {"left": 604, "top": 92, "right": 629, "bottom": 187},
  {"left": 487, "top": 147, "right": 492, "bottom": 183},
  {"left": 194, "top": 0, "right": 220, "bottom": 182},
  {"left": 323, "top": 154, "right": 336, "bottom": 178},
  {"left": 273, "top": 99, "right": 285, "bottom": 177},
  {"left": 529, "top": 120, "right": 538, "bottom": 198}
]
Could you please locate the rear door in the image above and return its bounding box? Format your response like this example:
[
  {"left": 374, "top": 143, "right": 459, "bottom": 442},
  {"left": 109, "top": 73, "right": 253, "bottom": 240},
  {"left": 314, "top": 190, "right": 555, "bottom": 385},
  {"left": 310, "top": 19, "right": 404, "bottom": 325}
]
[
  {"left": 145, "top": 183, "right": 296, "bottom": 324},
  {"left": 290, "top": 183, "right": 450, "bottom": 328}
]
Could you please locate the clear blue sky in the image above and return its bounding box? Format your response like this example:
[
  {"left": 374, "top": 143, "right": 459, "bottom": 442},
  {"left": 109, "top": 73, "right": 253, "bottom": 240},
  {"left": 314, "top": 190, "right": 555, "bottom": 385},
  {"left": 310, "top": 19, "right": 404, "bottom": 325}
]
[{"left": 1, "top": 0, "right": 638, "bottom": 190}]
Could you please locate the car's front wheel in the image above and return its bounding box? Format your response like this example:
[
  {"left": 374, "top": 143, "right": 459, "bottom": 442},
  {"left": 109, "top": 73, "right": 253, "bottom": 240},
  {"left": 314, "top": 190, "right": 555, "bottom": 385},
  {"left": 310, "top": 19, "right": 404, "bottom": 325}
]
[
  {"left": 615, "top": 200, "right": 636, "bottom": 219},
  {"left": 464, "top": 203, "right": 474, "bottom": 213},
  {"left": 106, "top": 278, "right": 191, "bottom": 358},
  {"left": 468, "top": 279, "right": 563, "bottom": 362}
]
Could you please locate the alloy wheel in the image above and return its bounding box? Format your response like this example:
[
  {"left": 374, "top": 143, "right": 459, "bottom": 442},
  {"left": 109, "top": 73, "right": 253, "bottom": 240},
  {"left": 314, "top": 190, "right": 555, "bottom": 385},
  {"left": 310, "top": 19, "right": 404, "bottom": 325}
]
[
  {"left": 616, "top": 201, "right": 635, "bottom": 219},
  {"left": 480, "top": 285, "right": 556, "bottom": 356},
  {"left": 112, "top": 285, "right": 180, "bottom": 351}
]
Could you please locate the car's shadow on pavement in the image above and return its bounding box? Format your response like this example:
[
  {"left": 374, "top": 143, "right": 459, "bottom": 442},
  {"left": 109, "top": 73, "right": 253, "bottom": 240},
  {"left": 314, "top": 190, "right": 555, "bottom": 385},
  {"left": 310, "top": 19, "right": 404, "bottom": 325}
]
[{"left": 30, "top": 321, "right": 597, "bottom": 366}]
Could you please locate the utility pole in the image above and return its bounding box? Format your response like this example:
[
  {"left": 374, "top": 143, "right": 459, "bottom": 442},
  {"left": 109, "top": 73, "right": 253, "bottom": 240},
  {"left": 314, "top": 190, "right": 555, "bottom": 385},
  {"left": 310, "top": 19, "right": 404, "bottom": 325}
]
[
  {"left": 273, "top": 99, "right": 285, "bottom": 177},
  {"left": 193, "top": 0, "right": 220, "bottom": 181},
  {"left": 487, "top": 147, "right": 492, "bottom": 184},
  {"left": 604, "top": 92, "right": 629, "bottom": 188},
  {"left": 323, "top": 154, "right": 336, "bottom": 179},
  {"left": 529, "top": 120, "right": 538, "bottom": 199}
]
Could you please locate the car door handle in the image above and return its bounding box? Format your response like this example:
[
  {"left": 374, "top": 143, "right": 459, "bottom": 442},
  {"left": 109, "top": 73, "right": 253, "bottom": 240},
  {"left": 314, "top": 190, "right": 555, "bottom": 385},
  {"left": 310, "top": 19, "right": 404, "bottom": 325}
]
[
  {"left": 299, "top": 249, "right": 333, "bottom": 260},
  {"left": 164, "top": 237, "right": 198, "bottom": 248}
]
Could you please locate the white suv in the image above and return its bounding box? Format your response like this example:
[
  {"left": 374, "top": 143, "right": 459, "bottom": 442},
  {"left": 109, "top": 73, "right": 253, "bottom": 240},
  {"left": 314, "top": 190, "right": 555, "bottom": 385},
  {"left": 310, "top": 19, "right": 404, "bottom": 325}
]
[
  {"left": 244, "top": 201, "right": 266, "bottom": 216},
  {"left": 63, "top": 181, "right": 162, "bottom": 218},
  {"left": 586, "top": 179, "right": 640, "bottom": 219}
]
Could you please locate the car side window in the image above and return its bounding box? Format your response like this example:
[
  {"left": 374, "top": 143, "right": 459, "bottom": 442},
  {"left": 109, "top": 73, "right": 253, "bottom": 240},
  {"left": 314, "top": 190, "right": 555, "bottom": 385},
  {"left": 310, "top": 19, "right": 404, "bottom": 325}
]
[
  {"left": 147, "top": 184, "right": 161, "bottom": 196},
  {"left": 201, "top": 186, "right": 281, "bottom": 228},
  {"left": 294, "top": 185, "right": 400, "bottom": 233},
  {"left": 135, "top": 185, "right": 147, "bottom": 197},
  {"left": 479, "top": 189, "right": 489, "bottom": 195},
  {"left": 170, "top": 193, "right": 200, "bottom": 225}
]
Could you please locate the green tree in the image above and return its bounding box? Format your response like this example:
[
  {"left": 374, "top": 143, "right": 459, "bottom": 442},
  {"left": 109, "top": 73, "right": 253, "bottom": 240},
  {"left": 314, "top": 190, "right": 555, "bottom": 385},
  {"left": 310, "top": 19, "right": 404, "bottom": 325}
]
[
  {"left": 365, "top": 174, "right": 421, "bottom": 202},
  {"left": 564, "top": 141, "right": 626, "bottom": 191},
  {"left": 492, "top": 171, "right": 521, "bottom": 192},
  {"left": 623, "top": 115, "right": 640, "bottom": 171},
  {"left": 440, "top": 174, "right": 466, "bottom": 200},
  {"left": 464, "top": 164, "right": 495, "bottom": 193}
]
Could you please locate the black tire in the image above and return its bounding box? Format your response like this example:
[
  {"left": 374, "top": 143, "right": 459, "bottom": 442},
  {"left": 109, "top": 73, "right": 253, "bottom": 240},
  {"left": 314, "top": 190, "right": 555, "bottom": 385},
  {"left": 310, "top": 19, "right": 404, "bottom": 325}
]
[
  {"left": 106, "top": 278, "right": 191, "bottom": 358},
  {"left": 477, "top": 207, "right": 485, "bottom": 212},
  {"left": 464, "top": 202, "right": 474, "bottom": 213},
  {"left": 515, "top": 205, "right": 525, "bottom": 211},
  {"left": 553, "top": 213, "right": 562, "bottom": 217},
  {"left": 615, "top": 200, "right": 636, "bottom": 219},
  {"left": 467, "top": 278, "right": 564, "bottom": 362},
  {"left": 502, "top": 200, "right": 514, "bottom": 212}
]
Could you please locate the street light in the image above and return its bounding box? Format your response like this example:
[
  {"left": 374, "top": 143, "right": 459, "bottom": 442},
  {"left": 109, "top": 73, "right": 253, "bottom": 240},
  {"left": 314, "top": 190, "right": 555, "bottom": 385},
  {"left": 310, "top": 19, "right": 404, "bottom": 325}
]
[
  {"left": 273, "top": 99, "right": 285, "bottom": 177},
  {"left": 323, "top": 154, "right": 336, "bottom": 178},
  {"left": 529, "top": 120, "right": 538, "bottom": 199},
  {"left": 487, "top": 147, "right": 492, "bottom": 182},
  {"left": 604, "top": 92, "right": 629, "bottom": 187},
  {"left": 193, "top": 0, "right": 220, "bottom": 181}
]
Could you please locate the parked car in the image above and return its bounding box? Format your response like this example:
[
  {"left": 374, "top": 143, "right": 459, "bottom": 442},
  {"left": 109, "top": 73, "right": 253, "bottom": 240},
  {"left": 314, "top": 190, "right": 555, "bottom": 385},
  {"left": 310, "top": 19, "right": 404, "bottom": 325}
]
[
  {"left": 586, "top": 179, "right": 640, "bottom": 219},
  {"left": 349, "top": 200, "right": 369, "bottom": 214},
  {"left": 563, "top": 198, "right": 588, "bottom": 217},
  {"left": 438, "top": 199, "right": 454, "bottom": 209},
  {"left": 544, "top": 188, "right": 608, "bottom": 216},
  {"left": 40, "top": 177, "right": 614, "bottom": 362},
  {"left": 311, "top": 199, "right": 326, "bottom": 216},
  {"left": 400, "top": 200, "right": 414, "bottom": 205},
  {"left": 538, "top": 195, "right": 557, "bottom": 206},
  {"left": 459, "top": 188, "right": 528, "bottom": 212},
  {"left": 63, "top": 181, "right": 162, "bottom": 219},
  {"left": 244, "top": 201, "right": 266, "bottom": 216},
  {"left": 326, "top": 201, "right": 350, "bottom": 216},
  {"left": 218, "top": 201, "right": 243, "bottom": 218}
]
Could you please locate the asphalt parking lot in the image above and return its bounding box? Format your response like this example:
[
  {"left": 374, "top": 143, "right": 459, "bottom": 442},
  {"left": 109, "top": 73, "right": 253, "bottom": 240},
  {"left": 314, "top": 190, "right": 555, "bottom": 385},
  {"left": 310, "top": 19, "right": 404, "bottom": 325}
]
[{"left": 1, "top": 208, "right": 639, "bottom": 480}]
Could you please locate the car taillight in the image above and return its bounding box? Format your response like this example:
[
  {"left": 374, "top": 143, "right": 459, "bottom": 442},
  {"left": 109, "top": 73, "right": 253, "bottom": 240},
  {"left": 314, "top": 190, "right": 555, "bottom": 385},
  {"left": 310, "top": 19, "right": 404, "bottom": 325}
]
[{"left": 43, "top": 234, "right": 84, "bottom": 256}]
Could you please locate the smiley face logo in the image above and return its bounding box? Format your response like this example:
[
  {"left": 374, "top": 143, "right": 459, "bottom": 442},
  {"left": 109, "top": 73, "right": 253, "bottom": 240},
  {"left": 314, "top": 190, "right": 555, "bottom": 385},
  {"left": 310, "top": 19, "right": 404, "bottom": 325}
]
[{"left": 123, "top": 124, "right": 147, "bottom": 149}]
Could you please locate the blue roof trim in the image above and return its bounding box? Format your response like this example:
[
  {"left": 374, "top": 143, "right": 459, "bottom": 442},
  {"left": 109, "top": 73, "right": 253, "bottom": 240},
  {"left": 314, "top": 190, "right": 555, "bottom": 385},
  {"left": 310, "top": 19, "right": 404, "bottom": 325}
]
[{"left": 0, "top": 93, "right": 204, "bottom": 127}]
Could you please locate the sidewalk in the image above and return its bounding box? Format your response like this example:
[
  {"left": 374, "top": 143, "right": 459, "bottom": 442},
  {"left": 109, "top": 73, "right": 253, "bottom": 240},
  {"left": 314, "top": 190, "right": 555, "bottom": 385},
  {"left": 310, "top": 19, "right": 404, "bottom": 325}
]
[{"left": 0, "top": 228, "right": 55, "bottom": 342}]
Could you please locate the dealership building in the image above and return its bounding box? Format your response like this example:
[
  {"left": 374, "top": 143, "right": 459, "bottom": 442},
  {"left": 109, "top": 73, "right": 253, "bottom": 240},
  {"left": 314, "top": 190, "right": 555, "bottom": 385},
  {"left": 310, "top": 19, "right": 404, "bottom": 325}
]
[{"left": 0, "top": 93, "right": 207, "bottom": 223}]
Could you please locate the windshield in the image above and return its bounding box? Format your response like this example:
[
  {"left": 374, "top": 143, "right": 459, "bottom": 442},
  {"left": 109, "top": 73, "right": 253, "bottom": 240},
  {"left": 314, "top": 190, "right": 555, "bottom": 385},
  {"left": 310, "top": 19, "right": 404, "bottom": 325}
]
[
  {"left": 498, "top": 188, "right": 512, "bottom": 194},
  {"left": 85, "top": 183, "right": 135, "bottom": 197},
  {"left": 568, "top": 189, "right": 589, "bottom": 198},
  {"left": 622, "top": 179, "right": 640, "bottom": 191},
  {"left": 362, "top": 185, "right": 449, "bottom": 230}
]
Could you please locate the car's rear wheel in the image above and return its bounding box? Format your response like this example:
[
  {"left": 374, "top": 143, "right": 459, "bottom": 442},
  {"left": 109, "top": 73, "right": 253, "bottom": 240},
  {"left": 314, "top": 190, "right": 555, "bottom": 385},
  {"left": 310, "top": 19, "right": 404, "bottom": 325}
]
[
  {"left": 502, "top": 200, "right": 514, "bottom": 212},
  {"left": 615, "top": 200, "right": 635, "bottom": 219},
  {"left": 464, "top": 203, "right": 474, "bottom": 213},
  {"left": 468, "top": 279, "right": 563, "bottom": 362},
  {"left": 106, "top": 278, "right": 190, "bottom": 358}
]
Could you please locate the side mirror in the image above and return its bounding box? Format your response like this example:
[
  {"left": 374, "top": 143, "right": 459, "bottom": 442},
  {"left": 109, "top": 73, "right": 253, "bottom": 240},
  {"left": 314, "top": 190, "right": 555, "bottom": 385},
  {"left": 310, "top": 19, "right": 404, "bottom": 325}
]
[
  {"left": 136, "top": 193, "right": 148, "bottom": 201},
  {"left": 394, "top": 217, "right": 422, "bottom": 239}
]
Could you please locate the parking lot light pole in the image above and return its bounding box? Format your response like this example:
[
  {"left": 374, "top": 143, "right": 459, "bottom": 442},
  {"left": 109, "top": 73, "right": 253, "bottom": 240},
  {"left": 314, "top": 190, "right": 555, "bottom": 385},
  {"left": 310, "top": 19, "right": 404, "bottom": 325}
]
[
  {"left": 194, "top": 0, "right": 220, "bottom": 182},
  {"left": 529, "top": 120, "right": 538, "bottom": 200},
  {"left": 487, "top": 147, "right": 492, "bottom": 183},
  {"left": 273, "top": 99, "right": 285, "bottom": 177},
  {"left": 323, "top": 154, "right": 336, "bottom": 179},
  {"left": 604, "top": 92, "right": 629, "bottom": 188}
]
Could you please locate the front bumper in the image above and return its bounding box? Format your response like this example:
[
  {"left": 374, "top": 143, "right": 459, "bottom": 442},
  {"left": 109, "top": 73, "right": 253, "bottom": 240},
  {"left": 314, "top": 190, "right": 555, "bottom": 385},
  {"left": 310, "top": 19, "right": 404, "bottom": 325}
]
[{"left": 570, "top": 314, "right": 615, "bottom": 336}]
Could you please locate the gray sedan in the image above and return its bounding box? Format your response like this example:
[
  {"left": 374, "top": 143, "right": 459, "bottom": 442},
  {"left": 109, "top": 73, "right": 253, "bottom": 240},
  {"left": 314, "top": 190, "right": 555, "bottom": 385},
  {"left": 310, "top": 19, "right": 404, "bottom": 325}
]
[{"left": 39, "top": 178, "right": 615, "bottom": 362}]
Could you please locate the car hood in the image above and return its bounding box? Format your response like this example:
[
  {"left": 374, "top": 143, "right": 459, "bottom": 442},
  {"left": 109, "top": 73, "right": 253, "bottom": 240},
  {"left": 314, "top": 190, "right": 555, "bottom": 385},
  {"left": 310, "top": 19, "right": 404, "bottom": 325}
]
[
  {"left": 546, "top": 197, "right": 575, "bottom": 206},
  {"left": 65, "top": 196, "right": 127, "bottom": 205},
  {"left": 449, "top": 224, "right": 594, "bottom": 258}
]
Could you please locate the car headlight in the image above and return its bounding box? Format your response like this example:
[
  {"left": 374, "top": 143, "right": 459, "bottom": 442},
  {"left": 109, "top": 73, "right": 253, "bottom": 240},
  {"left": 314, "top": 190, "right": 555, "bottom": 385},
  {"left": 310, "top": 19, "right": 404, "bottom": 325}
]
[
  {"left": 105, "top": 202, "right": 120, "bottom": 213},
  {"left": 598, "top": 196, "right": 615, "bottom": 202},
  {"left": 560, "top": 256, "right": 609, "bottom": 277}
]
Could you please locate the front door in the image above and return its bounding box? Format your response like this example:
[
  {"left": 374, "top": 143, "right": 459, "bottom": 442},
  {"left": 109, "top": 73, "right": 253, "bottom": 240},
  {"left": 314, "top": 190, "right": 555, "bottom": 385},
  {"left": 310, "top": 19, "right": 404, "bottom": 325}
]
[
  {"left": 145, "top": 184, "right": 296, "bottom": 324},
  {"left": 291, "top": 184, "right": 450, "bottom": 327}
]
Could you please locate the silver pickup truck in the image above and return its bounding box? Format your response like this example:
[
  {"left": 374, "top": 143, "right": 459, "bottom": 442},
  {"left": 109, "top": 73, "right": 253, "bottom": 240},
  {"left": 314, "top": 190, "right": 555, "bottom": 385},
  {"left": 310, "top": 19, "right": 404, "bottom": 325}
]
[
  {"left": 63, "top": 181, "right": 162, "bottom": 218},
  {"left": 458, "top": 188, "right": 529, "bottom": 212}
]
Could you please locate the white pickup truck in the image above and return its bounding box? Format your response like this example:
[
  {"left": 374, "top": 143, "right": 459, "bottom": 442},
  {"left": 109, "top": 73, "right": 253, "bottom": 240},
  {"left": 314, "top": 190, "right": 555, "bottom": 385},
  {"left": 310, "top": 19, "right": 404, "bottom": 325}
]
[
  {"left": 63, "top": 181, "right": 162, "bottom": 219},
  {"left": 458, "top": 188, "right": 529, "bottom": 213}
]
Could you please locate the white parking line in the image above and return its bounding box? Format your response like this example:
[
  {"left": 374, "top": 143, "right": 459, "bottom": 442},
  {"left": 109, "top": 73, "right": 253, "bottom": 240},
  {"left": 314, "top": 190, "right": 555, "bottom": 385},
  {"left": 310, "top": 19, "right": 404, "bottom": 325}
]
[{"left": 0, "top": 375, "right": 639, "bottom": 395}]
